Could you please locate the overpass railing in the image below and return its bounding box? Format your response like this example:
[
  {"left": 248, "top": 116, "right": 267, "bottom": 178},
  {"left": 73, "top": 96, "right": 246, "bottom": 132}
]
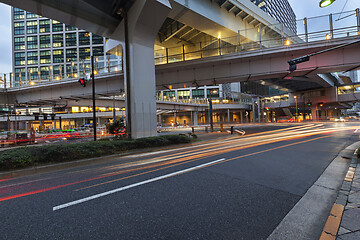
[
  {"left": 154, "top": 9, "right": 360, "bottom": 64},
  {"left": 1, "top": 9, "right": 359, "bottom": 89}
]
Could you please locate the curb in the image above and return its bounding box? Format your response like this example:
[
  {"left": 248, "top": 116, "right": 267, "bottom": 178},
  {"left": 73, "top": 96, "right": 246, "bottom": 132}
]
[{"left": 319, "top": 147, "right": 359, "bottom": 239}]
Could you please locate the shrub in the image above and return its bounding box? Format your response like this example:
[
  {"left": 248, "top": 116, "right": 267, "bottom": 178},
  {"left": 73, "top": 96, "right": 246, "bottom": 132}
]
[{"left": 0, "top": 134, "right": 192, "bottom": 171}]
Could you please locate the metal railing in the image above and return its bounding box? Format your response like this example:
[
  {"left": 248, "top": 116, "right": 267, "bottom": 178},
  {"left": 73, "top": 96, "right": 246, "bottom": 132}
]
[{"left": 1, "top": 9, "right": 359, "bottom": 89}]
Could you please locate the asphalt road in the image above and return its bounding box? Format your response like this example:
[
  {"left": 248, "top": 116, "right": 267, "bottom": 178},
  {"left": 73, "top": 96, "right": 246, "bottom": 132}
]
[{"left": 1, "top": 122, "right": 359, "bottom": 239}]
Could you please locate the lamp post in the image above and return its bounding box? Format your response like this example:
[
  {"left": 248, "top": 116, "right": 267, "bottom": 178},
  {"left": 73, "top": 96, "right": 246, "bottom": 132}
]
[
  {"left": 208, "top": 89, "right": 218, "bottom": 132},
  {"left": 294, "top": 96, "right": 298, "bottom": 122}
]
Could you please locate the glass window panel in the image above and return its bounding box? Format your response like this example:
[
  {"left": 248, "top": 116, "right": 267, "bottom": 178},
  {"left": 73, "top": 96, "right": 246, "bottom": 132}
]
[
  {"left": 40, "top": 35, "right": 50, "bottom": 49},
  {"left": 52, "top": 34, "right": 63, "bottom": 48},
  {"left": 66, "top": 33, "right": 77, "bottom": 46},
  {"left": 14, "top": 52, "right": 25, "bottom": 66},
  {"left": 27, "top": 36, "right": 38, "bottom": 49},
  {"left": 39, "top": 19, "right": 50, "bottom": 33},
  {"left": 79, "top": 48, "right": 91, "bottom": 60},
  {"left": 40, "top": 50, "right": 51, "bottom": 64},
  {"left": 92, "top": 46, "right": 104, "bottom": 56},
  {"left": 26, "top": 12, "right": 37, "bottom": 19},
  {"left": 14, "top": 37, "right": 25, "bottom": 50},
  {"left": 79, "top": 32, "right": 90, "bottom": 45},
  {"left": 52, "top": 20, "right": 63, "bottom": 32},
  {"left": 66, "top": 48, "right": 77, "bottom": 62},
  {"left": 65, "top": 24, "right": 76, "bottom": 31},
  {"left": 26, "top": 20, "right": 37, "bottom": 34},
  {"left": 53, "top": 50, "right": 64, "bottom": 63},
  {"left": 92, "top": 34, "right": 103, "bottom": 45},
  {"left": 13, "top": 8, "right": 24, "bottom": 20},
  {"left": 14, "top": 21, "right": 25, "bottom": 35}
]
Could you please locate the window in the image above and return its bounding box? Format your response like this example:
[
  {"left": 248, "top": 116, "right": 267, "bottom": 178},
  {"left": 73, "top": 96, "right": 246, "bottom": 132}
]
[
  {"left": 40, "top": 35, "right": 50, "bottom": 49},
  {"left": 92, "top": 46, "right": 104, "bottom": 56},
  {"left": 28, "top": 67, "right": 39, "bottom": 81},
  {"left": 207, "top": 89, "right": 219, "bottom": 98},
  {"left": 40, "top": 50, "right": 51, "bottom": 64},
  {"left": 15, "top": 68, "right": 26, "bottom": 85},
  {"left": 14, "top": 21, "right": 24, "bottom": 35},
  {"left": 92, "top": 34, "right": 103, "bottom": 45},
  {"left": 65, "top": 24, "right": 76, "bottom": 31},
  {"left": 52, "top": 34, "right": 63, "bottom": 48},
  {"left": 192, "top": 89, "right": 205, "bottom": 98},
  {"left": 39, "top": 19, "right": 50, "bottom": 33},
  {"left": 66, "top": 33, "right": 76, "bottom": 47},
  {"left": 40, "top": 66, "right": 49, "bottom": 80},
  {"left": 79, "top": 48, "right": 91, "bottom": 60},
  {"left": 26, "top": 12, "right": 37, "bottom": 19},
  {"left": 14, "top": 37, "right": 25, "bottom": 50},
  {"left": 52, "top": 20, "right": 63, "bottom": 32},
  {"left": 13, "top": 8, "right": 24, "bottom": 20},
  {"left": 53, "top": 50, "right": 64, "bottom": 63},
  {"left": 178, "top": 90, "right": 190, "bottom": 99},
  {"left": 26, "top": 20, "right": 37, "bottom": 34},
  {"left": 163, "top": 91, "right": 175, "bottom": 99},
  {"left": 14, "top": 52, "right": 25, "bottom": 66},
  {"left": 79, "top": 32, "right": 90, "bottom": 45},
  {"left": 66, "top": 48, "right": 77, "bottom": 62},
  {"left": 27, "top": 51, "right": 38, "bottom": 65},
  {"left": 27, "top": 36, "right": 38, "bottom": 49},
  {"left": 53, "top": 65, "right": 64, "bottom": 79}
]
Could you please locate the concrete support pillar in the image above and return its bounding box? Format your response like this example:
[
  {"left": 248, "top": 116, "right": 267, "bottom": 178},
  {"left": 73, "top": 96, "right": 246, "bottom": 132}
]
[
  {"left": 252, "top": 100, "right": 256, "bottom": 123},
  {"left": 190, "top": 111, "right": 193, "bottom": 125},
  {"left": 68, "top": 119, "right": 71, "bottom": 129},
  {"left": 227, "top": 109, "right": 230, "bottom": 123},
  {"left": 116, "top": 0, "right": 171, "bottom": 138},
  {"left": 174, "top": 112, "right": 177, "bottom": 126},
  {"left": 311, "top": 107, "right": 318, "bottom": 121},
  {"left": 194, "top": 111, "right": 198, "bottom": 125},
  {"left": 257, "top": 97, "right": 261, "bottom": 123},
  {"left": 240, "top": 111, "right": 243, "bottom": 123},
  {"left": 158, "top": 114, "right": 162, "bottom": 127}
]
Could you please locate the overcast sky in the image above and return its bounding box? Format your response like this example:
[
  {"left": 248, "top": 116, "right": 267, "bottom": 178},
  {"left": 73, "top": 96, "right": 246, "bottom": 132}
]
[{"left": 0, "top": 0, "right": 358, "bottom": 73}]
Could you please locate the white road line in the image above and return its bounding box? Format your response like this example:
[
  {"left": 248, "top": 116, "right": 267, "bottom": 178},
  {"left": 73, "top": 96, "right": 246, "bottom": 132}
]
[
  {"left": 53, "top": 158, "right": 226, "bottom": 211},
  {"left": 354, "top": 129, "right": 359, "bottom": 133}
]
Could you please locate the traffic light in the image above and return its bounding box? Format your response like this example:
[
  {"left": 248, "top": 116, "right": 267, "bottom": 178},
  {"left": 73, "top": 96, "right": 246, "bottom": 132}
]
[
  {"left": 79, "top": 78, "right": 87, "bottom": 87},
  {"left": 307, "top": 101, "right": 312, "bottom": 106},
  {"left": 288, "top": 55, "right": 310, "bottom": 71}
]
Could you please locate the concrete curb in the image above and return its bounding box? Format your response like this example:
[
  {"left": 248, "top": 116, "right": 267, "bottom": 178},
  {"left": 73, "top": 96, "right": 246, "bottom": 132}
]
[{"left": 268, "top": 142, "right": 360, "bottom": 240}]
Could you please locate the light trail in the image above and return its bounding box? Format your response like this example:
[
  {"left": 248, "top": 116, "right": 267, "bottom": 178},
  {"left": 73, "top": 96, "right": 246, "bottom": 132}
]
[{"left": 0, "top": 124, "right": 357, "bottom": 202}]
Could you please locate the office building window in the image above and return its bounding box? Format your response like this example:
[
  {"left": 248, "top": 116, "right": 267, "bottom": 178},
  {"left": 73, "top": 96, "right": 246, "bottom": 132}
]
[
  {"left": 14, "top": 37, "right": 25, "bottom": 50},
  {"left": 53, "top": 50, "right": 64, "bottom": 63},
  {"left": 40, "top": 66, "right": 49, "bottom": 79},
  {"left": 207, "top": 89, "right": 219, "bottom": 98},
  {"left": 28, "top": 67, "right": 39, "bottom": 81},
  {"left": 14, "top": 21, "right": 24, "bottom": 35},
  {"left": 27, "top": 36, "right": 38, "bottom": 49},
  {"left": 26, "top": 12, "right": 37, "bottom": 19},
  {"left": 65, "top": 24, "right": 76, "bottom": 31},
  {"left": 192, "top": 89, "right": 205, "bottom": 98},
  {"left": 53, "top": 65, "right": 64, "bottom": 79},
  {"left": 79, "top": 32, "right": 90, "bottom": 45},
  {"left": 79, "top": 48, "right": 91, "bottom": 60},
  {"left": 27, "top": 51, "right": 38, "bottom": 65},
  {"left": 66, "top": 48, "right": 77, "bottom": 62},
  {"left": 178, "top": 90, "right": 190, "bottom": 99},
  {"left": 93, "top": 46, "right": 104, "bottom": 56},
  {"left": 66, "top": 33, "right": 77, "bottom": 47},
  {"left": 26, "top": 20, "right": 38, "bottom": 34},
  {"left": 164, "top": 91, "right": 176, "bottom": 99},
  {"left": 52, "top": 34, "right": 63, "bottom": 48},
  {"left": 40, "top": 35, "right": 50, "bottom": 49},
  {"left": 15, "top": 68, "right": 25, "bottom": 82},
  {"left": 13, "top": 8, "right": 24, "bottom": 20},
  {"left": 14, "top": 52, "right": 25, "bottom": 66},
  {"left": 52, "top": 20, "right": 63, "bottom": 32},
  {"left": 40, "top": 50, "right": 51, "bottom": 64},
  {"left": 39, "top": 19, "right": 50, "bottom": 33},
  {"left": 92, "top": 34, "right": 103, "bottom": 45}
]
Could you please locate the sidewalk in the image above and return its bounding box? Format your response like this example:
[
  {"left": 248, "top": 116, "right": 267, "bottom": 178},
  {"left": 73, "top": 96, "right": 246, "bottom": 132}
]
[{"left": 319, "top": 150, "right": 360, "bottom": 239}]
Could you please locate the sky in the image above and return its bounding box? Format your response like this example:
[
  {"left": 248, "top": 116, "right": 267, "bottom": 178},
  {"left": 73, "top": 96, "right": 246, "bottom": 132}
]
[{"left": 0, "top": 0, "right": 358, "bottom": 73}]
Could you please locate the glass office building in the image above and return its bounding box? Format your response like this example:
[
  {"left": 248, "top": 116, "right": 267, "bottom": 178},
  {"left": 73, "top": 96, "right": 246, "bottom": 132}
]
[
  {"left": 251, "top": 0, "right": 297, "bottom": 33},
  {"left": 12, "top": 7, "right": 121, "bottom": 87}
]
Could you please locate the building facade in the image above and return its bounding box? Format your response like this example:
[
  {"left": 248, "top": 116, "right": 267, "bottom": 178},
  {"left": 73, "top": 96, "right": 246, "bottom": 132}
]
[
  {"left": 251, "top": 0, "right": 297, "bottom": 33},
  {"left": 12, "top": 7, "right": 121, "bottom": 87}
]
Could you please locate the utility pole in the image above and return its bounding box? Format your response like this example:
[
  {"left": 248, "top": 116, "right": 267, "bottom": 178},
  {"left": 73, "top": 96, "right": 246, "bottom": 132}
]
[{"left": 91, "top": 55, "right": 97, "bottom": 141}]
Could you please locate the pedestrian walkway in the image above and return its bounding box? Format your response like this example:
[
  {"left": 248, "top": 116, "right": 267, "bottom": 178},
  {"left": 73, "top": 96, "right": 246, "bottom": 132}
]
[{"left": 319, "top": 152, "right": 360, "bottom": 240}]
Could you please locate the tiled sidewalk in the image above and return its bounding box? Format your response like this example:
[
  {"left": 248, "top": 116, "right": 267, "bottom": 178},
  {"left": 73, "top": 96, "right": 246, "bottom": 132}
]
[{"left": 337, "top": 160, "right": 360, "bottom": 239}]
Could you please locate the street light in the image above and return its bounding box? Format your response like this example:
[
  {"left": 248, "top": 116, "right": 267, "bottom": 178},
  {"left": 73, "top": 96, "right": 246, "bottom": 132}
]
[
  {"left": 319, "top": 0, "right": 336, "bottom": 8},
  {"left": 208, "top": 89, "right": 218, "bottom": 132},
  {"left": 294, "top": 96, "right": 298, "bottom": 122}
]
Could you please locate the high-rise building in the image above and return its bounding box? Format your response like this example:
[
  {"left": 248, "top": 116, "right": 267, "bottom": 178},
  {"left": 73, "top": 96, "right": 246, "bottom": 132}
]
[
  {"left": 11, "top": 7, "right": 121, "bottom": 87},
  {"left": 251, "top": 0, "right": 297, "bottom": 33}
]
